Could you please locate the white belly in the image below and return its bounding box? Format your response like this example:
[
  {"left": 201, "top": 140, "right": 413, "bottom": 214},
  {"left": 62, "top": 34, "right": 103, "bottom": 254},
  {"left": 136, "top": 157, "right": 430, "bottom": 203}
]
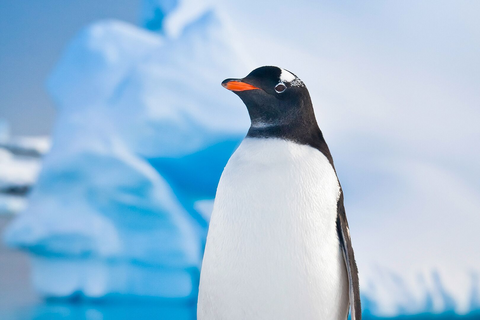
[{"left": 198, "top": 138, "right": 348, "bottom": 320}]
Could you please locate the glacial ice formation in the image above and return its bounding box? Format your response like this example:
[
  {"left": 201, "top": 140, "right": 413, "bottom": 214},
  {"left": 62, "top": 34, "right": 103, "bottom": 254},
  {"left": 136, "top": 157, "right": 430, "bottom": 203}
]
[{"left": 4, "top": 2, "right": 249, "bottom": 300}]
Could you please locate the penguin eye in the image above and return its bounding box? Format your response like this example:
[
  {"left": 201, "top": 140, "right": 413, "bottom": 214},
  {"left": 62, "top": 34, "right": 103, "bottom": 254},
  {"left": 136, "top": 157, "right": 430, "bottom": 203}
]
[{"left": 275, "top": 82, "right": 287, "bottom": 93}]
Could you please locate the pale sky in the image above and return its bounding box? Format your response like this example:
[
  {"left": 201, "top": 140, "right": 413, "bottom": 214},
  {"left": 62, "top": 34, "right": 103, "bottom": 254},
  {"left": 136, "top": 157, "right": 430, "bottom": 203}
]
[{"left": 0, "top": 0, "right": 139, "bottom": 135}]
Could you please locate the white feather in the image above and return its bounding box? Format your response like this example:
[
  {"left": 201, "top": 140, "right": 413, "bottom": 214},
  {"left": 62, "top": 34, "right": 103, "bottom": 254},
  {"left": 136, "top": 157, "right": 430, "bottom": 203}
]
[
  {"left": 198, "top": 138, "right": 349, "bottom": 320},
  {"left": 251, "top": 121, "right": 277, "bottom": 129},
  {"left": 280, "top": 68, "right": 296, "bottom": 83}
]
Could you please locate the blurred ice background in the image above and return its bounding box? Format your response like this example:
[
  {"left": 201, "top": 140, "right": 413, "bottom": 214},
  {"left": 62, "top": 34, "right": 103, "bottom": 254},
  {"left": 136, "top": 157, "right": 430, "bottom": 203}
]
[{"left": 1, "top": 0, "right": 479, "bottom": 319}]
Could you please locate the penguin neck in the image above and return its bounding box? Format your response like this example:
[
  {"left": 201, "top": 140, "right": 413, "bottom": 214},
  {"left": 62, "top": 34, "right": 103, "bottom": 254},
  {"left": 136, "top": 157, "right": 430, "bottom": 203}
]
[
  {"left": 247, "top": 117, "right": 318, "bottom": 142},
  {"left": 246, "top": 109, "right": 335, "bottom": 168}
]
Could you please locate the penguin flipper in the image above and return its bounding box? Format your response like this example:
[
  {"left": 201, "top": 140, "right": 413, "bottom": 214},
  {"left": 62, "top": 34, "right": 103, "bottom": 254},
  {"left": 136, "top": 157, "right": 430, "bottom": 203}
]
[{"left": 336, "top": 190, "right": 362, "bottom": 320}]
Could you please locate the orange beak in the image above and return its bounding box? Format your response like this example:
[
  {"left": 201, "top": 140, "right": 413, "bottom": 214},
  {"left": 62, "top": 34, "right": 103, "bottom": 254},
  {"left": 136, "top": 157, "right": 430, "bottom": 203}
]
[{"left": 222, "top": 79, "right": 259, "bottom": 92}]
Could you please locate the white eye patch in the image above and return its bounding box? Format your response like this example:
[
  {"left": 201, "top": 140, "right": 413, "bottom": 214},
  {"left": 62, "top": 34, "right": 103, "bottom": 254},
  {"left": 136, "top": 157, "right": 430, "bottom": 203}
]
[
  {"left": 279, "top": 68, "right": 304, "bottom": 87},
  {"left": 280, "top": 69, "right": 296, "bottom": 83}
]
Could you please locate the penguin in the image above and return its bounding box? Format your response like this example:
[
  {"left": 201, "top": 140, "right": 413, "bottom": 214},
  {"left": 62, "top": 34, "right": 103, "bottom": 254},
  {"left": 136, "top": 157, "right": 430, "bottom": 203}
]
[{"left": 197, "top": 66, "right": 361, "bottom": 320}]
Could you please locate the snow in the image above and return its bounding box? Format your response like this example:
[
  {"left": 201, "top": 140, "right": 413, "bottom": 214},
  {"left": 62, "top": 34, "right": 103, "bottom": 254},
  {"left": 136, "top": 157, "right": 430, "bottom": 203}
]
[
  {"left": 0, "top": 120, "right": 48, "bottom": 215},
  {"left": 1, "top": 136, "right": 50, "bottom": 156},
  {"left": 0, "top": 148, "right": 41, "bottom": 190},
  {"left": 4, "top": 1, "right": 248, "bottom": 301}
]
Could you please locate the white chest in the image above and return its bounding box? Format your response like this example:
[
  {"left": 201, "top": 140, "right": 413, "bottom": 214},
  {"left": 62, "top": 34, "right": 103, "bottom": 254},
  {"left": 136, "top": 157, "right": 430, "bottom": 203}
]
[{"left": 198, "top": 138, "right": 348, "bottom": 320}]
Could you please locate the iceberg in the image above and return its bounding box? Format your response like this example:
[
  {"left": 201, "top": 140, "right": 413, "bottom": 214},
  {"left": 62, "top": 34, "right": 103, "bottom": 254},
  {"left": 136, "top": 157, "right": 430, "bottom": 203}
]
[{"left": 4, "top": 1, "right": 249, "bottom": 300}]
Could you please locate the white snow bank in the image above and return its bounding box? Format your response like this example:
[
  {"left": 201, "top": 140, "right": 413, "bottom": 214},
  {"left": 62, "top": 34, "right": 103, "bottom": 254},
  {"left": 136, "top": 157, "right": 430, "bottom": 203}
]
[
  {"left": 0, "top": 148, "right": 42, "bottom": 190},
  {"left": 2, "top": 136, "right": 51, "bottom": 156},
  {"left": 0, "top": 120, "right": 48, "bottom": 215}
]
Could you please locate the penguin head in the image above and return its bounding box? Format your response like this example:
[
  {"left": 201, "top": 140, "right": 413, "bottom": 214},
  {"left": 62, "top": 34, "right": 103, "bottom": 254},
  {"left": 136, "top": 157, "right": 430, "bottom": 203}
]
[{"left": 222, "top": 66, "right": 314, "bottom": 129}]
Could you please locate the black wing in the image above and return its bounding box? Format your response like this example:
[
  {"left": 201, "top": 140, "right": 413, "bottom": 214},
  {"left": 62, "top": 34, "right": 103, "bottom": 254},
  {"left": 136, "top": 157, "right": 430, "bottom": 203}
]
[{"left": 336, "top": 190, "right": 361, "bottom": 320}]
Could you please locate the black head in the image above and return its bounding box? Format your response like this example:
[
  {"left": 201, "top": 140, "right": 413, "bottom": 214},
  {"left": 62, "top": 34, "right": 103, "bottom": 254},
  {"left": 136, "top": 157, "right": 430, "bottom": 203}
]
[{"left": 222, "top": 66, "right": 323, "bottom": 145}]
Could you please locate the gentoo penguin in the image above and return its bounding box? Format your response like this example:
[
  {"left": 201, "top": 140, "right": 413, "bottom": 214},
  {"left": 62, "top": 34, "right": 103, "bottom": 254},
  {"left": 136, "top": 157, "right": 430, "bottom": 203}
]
[{"left": 197, "top": 66, "right": 361, "bottom": 320}]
